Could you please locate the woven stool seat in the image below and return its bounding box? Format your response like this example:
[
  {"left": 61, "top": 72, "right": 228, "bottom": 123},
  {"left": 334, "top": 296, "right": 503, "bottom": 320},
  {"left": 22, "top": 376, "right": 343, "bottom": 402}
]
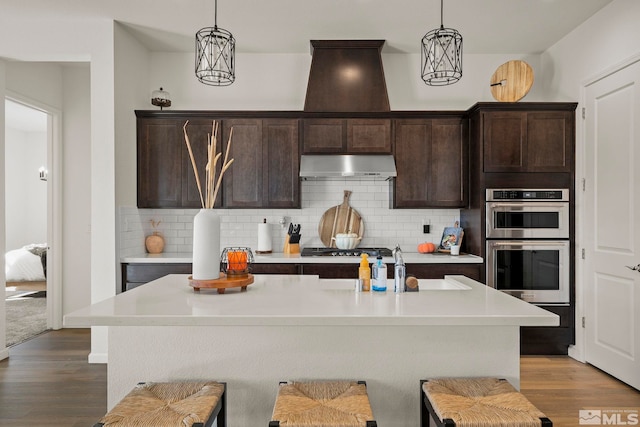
[
  {"left": 420, "top": 377, "right": 551, "bottom": 427},
  {"left": 269, "top": 380, "right": 377, "bottom": 427},
  {"left": 94, "top": 381, "right": 226, "bottom": 427}
]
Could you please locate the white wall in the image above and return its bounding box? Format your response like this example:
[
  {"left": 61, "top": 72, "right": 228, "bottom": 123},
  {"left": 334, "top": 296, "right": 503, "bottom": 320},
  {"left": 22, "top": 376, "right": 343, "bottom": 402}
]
[
  {"left": 148, "top": 51, "right": 544, "bottom": 111},
  {"left": 115, "top": 23, "right": 151, "bottom": 208},
  {"left": 0, "top": 14, "right": 116, "bottom": 359},
  {"left": 4, "top": 127, "right": 47, "bottom": 250},
  {"left": 4, "top": 63, "right": 92, "bottom": 316},
  {"left": 536, "top": 0, "right": 640, "bottom": 361},
  {"left": 61, "top": 64, "right": 92, "bottom": 315}
]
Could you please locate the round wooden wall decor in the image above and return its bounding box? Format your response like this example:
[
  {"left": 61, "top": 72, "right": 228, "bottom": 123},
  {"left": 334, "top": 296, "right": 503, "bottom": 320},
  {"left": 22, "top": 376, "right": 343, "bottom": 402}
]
[{"left": 490, "top": 60, "right": 534, "bottom": 102}]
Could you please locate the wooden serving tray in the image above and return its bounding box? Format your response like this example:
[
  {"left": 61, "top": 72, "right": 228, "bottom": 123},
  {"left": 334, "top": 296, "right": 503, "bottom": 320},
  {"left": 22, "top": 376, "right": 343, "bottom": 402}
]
[
  {"left": 318, "top": 190, "right": 364, "bottom": 247},
  {"left": 189, "top": 273, "right": 254, "bottom": 294}
]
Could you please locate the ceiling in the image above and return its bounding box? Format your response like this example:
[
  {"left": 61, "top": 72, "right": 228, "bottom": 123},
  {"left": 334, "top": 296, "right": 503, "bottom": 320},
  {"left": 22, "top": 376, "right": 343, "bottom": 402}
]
[{"left": 1, "top": 0, "right": 613, "bottom": 55}]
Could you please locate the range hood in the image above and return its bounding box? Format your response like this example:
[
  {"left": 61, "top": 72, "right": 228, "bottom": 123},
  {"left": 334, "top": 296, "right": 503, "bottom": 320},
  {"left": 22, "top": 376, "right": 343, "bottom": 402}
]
[
  {"left": 304, "top": 40, "right": 390, "bottom": 112},
  {"left": 300, "top": 155, "right": 397, "bottom": 180}
]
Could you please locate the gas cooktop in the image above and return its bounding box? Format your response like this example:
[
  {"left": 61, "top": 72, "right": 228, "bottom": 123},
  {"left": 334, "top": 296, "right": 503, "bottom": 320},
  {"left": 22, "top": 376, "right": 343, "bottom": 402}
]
[{"left": 301, "top": 247, "right": 393, "bottom": 257}]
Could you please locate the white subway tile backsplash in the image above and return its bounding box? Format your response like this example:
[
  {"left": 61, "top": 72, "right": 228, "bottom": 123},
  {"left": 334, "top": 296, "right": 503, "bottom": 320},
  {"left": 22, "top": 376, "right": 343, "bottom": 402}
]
[{"left": 119, "top": 179, "right": 460, "bottom": 255}]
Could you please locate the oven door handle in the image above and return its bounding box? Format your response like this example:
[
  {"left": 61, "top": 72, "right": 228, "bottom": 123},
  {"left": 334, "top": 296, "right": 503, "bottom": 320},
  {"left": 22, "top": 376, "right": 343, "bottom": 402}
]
[
  {"left": 490, "top": 241, "right": 568, "bottom": 246},
  {"left": 488, "top": 202, "right": 568, "bottom": 208}
]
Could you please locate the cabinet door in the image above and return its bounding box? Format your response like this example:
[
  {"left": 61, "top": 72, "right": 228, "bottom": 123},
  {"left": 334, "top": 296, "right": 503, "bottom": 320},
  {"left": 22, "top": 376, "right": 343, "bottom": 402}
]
[
  {"left": 527, "top": 111, "right": 573, "bottom": 172},
  {"left": 263, "top": 119, "right": 300, "bottom": 208},
  {"left": 346, "top": 119, "right": 391, "bottom": 153},
  {"left": 302, "top": 119, "right": 345, "bottom": 153},
  {"left": 393, "top": 119, "right": 432, "bottom": 207},
  {"left": 393, "top": 118, "right": 467, "bottom": 208},
  {"left": 137, "top": 118, "right": 182, "bottom": 208},
  {"left": 223, "top": 119, "right": 263, "bottom": 207},
  {"left": 483, "top": 111, "right": 527, "bottom": 172},
  {"left": 429, "top": 118, "right": 467, "bottom": 207}
]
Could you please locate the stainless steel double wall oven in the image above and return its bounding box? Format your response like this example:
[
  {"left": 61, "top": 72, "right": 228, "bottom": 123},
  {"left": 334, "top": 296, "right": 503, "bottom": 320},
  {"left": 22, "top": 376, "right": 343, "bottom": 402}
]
[{"left": 485, "top": 189, "right": 570, "bottom": 303}]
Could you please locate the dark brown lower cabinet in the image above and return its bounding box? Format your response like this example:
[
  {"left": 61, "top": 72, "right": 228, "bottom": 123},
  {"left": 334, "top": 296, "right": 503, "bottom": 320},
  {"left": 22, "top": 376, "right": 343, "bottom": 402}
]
[
  {"left": 251, "top": 263, "right": 300, "bottom": 275},
  {"left": 300, "top": 263, "right": 481, "bottom": 280},
  {"left": 122, "top": 263, "right": 193, "bottom": 292},
  {"left": 122, "top": 262, "right": 300, "bottom": 292},
  {"left": 521, "top": 305, "right": 574, "bottom": 355}
]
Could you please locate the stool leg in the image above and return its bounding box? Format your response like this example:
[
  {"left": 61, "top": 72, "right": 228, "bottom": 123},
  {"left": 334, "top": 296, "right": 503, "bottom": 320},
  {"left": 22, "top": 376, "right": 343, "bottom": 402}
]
[
  {"left": 541, "top": 417, "right": 553, "bottom": 426},
  {"left": 420, "top": 380, "right": 429, "bottom": 427},
  {"left": 268, "top": 422, "right": 280, "bottom": 427},
  {"left": 217, "top": 382, "right": 227, "bottom": 427}
]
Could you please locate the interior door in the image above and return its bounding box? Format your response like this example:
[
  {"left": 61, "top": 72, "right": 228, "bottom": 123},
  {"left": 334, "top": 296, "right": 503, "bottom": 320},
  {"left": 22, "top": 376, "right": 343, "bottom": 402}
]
[{"left": 584, "top": 59, "right": 640, "bottom": 390}]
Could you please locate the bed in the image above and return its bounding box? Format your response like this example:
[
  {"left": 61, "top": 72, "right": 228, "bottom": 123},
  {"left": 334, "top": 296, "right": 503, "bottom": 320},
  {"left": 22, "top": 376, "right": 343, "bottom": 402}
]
[{"left": 5, "top": 243, "right": 47, "bottom": 284}]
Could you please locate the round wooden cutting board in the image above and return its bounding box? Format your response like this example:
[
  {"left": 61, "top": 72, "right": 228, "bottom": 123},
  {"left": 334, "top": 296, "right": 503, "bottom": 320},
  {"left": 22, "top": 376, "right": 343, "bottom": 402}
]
[
  {"left": 318, "top": 190, "right": 364, "bottom": 247},
  {"left": 490, "top": 60, "right": 534, "bottom": 102}
]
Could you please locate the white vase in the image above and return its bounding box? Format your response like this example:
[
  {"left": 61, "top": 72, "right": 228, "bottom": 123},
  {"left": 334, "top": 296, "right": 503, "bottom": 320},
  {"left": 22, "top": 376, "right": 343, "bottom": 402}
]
[{"left": 192, "top": 209, "right": 221, "bottom": 280}]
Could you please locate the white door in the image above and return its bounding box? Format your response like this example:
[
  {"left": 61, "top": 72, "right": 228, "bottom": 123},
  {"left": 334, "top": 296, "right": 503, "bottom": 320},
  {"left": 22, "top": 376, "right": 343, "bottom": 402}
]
[{"left": 584, "top": 58, "right": 640, "bottom": 390}]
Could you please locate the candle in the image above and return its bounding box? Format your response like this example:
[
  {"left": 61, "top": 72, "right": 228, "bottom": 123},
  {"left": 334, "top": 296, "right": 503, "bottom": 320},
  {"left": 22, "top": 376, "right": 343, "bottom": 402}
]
[{"left": 228, "top": 251, "right": 248, "bottom": 272}]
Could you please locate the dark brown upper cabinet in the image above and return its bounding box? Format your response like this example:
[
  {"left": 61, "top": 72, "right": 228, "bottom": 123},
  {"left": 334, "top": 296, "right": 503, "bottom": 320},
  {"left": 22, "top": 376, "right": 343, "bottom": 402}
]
[
  {"left": 137, "top": 118, "right": 183, "bottom": 208},
  {"left": 137, "top": 117, "right": 219, "bottom": 208},
  {"left": 302, "top": 118, "right": 391, "bottom": 154},
  {"left": 483, "top": 109, "right": 574, "bottom": 173},
  {"left": 222, "top": 119, "right": 300, "bottom": 208},
  {"left": 392, "top": 117, "right": 468, "bottom": 208},
  {"left": 136, "top": 112, "right": 300, "bottom": 209}
]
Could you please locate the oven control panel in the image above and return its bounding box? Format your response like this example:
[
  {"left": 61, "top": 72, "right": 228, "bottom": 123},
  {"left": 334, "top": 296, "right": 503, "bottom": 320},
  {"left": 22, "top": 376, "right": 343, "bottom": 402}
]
[{"left": 486, "top": 189, "right": 569, "bottom": 201}]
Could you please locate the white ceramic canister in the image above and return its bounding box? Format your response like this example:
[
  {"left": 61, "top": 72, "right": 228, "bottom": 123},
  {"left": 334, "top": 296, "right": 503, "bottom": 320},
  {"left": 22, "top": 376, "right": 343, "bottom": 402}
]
[{"left": 192, "top": 208, "right": 221, "bottom": 280}]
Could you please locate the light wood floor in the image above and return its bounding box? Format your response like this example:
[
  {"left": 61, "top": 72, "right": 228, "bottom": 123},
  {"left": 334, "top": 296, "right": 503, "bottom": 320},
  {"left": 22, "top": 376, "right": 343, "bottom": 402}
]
[{"left": 1, "top": 329, "right": 639, "bottom": 426}]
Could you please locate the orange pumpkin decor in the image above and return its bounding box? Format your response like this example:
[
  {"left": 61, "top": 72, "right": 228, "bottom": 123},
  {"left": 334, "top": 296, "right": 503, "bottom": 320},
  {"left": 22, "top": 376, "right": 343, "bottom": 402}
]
[{"left": 418, "top": 242, "right": 437, "bottom": 253}]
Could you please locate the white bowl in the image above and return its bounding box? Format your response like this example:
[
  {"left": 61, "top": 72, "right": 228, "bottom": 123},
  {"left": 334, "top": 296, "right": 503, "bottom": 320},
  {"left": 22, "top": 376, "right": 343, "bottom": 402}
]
[{"left": 331, "top": 233, "right": 361, "bottom": 249}]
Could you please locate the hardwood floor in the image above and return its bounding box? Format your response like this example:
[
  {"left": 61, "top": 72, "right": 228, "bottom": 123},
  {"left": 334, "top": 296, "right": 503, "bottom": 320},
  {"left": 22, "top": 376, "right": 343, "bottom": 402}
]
[
  {"left": 1, "top": 329, "right": 639, "bottom": 426},
  {"left": 0, "top": 329, "right": 106, "bottom": 427},
  {"left": 520, "top": 355, "right": 640, "bottom": 426}
]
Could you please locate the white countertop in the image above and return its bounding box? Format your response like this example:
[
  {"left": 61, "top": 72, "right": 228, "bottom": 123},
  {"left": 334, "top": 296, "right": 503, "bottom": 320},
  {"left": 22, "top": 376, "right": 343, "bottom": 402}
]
[
  {"left": 121, "top": 252, "right": 483, "bottom": 264},
  {"left": 64, "top": 274, "right": 557, "bottom": 327}
]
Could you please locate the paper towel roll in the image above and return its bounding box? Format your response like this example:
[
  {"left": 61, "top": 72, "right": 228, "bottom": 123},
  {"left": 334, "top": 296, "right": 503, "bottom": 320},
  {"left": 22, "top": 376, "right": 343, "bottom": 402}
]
[{"left": 257, "top": 220, "right": 272, "bottom": 253}]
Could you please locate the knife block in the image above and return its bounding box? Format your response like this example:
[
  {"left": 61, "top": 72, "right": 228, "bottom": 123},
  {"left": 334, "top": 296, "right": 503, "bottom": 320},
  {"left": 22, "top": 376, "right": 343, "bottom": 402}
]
[{"left": 283, "top": 235, "right": 300, "bottom": 255}]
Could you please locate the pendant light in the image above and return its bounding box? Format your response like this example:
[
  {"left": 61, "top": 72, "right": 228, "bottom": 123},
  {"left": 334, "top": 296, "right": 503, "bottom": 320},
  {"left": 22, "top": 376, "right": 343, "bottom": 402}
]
[
  {"left": 195, "top": 0, "right": 235, "bottom": 86},
  {"left": 421, "top": 0, "right": 462, "bottom": 86}
]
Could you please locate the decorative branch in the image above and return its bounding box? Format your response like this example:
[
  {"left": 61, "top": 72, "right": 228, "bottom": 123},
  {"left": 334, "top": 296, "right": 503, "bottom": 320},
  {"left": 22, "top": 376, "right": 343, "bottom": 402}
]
[
  {"left": 183, "top": 120, "right": 205, "bottom": 208},
  {"left": 183, "top": 120, "right": 233, "bottom": 209}
]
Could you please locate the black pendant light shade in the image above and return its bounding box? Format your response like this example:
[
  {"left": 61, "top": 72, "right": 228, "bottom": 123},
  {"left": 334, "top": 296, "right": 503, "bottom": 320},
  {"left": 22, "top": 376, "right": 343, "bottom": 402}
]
[
  {"left": 421, "top": 0, "right": 462, "bottom": 86},
  {"left": 195, "top": 0, "right": 235, "bottom": 86}
]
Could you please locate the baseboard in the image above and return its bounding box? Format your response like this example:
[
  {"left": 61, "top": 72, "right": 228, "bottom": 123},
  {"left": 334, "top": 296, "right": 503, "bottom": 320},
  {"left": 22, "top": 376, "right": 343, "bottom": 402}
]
[
  {"left": 88, "top": 352, "right": 108, "bottom": 364},
  {"left": 0, "top": 347, "right": 9, "bottom": 361}
]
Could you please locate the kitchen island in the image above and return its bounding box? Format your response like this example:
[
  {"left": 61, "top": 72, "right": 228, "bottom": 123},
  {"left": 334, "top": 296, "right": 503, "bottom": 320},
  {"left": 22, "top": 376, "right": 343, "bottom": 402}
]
[{"left": 65, "top": 274, "right": 557, "bottom": 427}]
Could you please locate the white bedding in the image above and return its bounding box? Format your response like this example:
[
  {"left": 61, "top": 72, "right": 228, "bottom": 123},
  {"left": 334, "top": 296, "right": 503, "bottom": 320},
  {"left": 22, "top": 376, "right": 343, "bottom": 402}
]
[{"left": 5, "top": 245, "right": 46, "bottom": 282}]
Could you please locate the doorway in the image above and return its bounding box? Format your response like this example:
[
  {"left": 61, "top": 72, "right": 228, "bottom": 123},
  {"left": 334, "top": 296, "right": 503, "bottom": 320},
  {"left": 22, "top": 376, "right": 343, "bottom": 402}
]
[
  {"left": 583, "top": 56, "right": 640, "bottom": 390},
  {"left": 4, "top": 97, "right": 55, "bottom": 345}
]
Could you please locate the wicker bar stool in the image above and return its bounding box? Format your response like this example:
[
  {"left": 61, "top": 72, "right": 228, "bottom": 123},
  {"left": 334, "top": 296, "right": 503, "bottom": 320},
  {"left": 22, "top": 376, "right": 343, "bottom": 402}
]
[
  {"left": 269, "top": 380, "right": 377, "bottom": 427},
  {"left": 420, "top": 377, "right": 551, "bottom": 427},
  {"left": 93, "top": 381, "right": 226, "bottom": 427}
]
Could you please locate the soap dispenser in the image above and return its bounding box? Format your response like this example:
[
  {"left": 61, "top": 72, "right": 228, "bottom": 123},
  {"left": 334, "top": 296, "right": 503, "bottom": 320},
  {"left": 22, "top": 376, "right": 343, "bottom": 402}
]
[{"left": 372, "top": 254, "right": 387, "bottom": 292}]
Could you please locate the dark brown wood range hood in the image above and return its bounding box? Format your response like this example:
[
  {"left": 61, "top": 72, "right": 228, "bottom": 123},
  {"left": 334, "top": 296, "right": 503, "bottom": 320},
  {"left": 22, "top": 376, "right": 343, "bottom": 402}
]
[{"left": 304, "top": 40, "right": 390, "bottom": 112}]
